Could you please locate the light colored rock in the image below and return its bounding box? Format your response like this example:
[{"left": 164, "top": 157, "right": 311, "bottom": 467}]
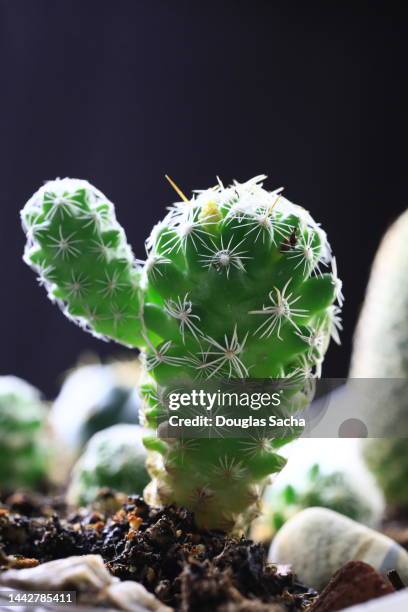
[
  {"left": 0, "top": 554, "right": 172, "bottom": 611},
  {"left": 0, "top": 554, "right": 111, "bottom": 593},
  {"left": 269, "top": 507, "right": 408, "bottom": 591},
  {"left": 107, "top": 581, "right": 171, "bottom": 612}
]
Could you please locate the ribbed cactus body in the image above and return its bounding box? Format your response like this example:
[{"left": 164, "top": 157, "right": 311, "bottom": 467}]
[
  {"left": 22, "top": 180, "right": 143, "bottom": 348},
  {"left": 351, "top": 209, "right": 408, "bottom": 509},
  {"left": 22, "top": 175, "right": 342, "bottom": 531}
]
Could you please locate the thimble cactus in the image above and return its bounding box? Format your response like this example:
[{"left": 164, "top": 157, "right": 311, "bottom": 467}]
[
  {"left": 21, "top": 175, "right": 342, "bottom": 531},
  {"left": 351, "top": 209, "right": 408, "bottom": 510},
  {"left": 264, "top": 464, "right": 373, "bottom": 535},
  {"left": 0, "top": 376, "right": 49, "bottom": 490},
  {"left": 67, "top": 424, "right": 149, "bottom": 506}
]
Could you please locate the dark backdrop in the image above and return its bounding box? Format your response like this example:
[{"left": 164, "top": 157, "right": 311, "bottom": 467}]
[{"left": 0, "top": 1, "right": 406, "bottom": 397}]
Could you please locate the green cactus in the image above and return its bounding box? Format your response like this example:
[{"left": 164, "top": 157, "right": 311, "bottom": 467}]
[
  {"left": 67, "top": 424, "right": 149, "bottom": 506},
  {"left": 363, "top": 439, "right": 408, "bottom": 509},
  {"left": 351, "top": 209, "right": 408, "bottom": 510},
  {"left": 265, "top": 464, "right": 373, "bottom": 535},
  {"left": 0, "top": 376, "right": 49, "bottom": 490},
  {"left": 21, "top": 175, "right": 342, "bottom": 531}
]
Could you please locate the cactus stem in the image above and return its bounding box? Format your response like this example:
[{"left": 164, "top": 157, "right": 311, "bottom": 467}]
[{"left": 21, "top": 175, "right": 342, "bottom": 532}]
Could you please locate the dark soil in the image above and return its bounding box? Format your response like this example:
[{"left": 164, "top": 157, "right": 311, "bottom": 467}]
[
  {"left": 0, "top": 490, "right": 317, "bottom": 611},
  {"left": 1, "top": 490, "right": 402, "bottom": 611}
]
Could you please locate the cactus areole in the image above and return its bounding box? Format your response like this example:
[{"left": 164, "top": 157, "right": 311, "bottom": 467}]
[{"left": 21, "top": 175, "right": 342, "bottom": 532}]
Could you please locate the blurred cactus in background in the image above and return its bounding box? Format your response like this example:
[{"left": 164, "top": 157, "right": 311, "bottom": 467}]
[
  {"left": 50, "top": 359, "right": 141, "bottom": 455},
  {"left": 0, "top": 376, "right": 49, "bottom": 491},
  {"left": 262, "top": 464, "right": 373, "bottom": 538},
  {"left": 351, "top": 209, "right": 408, "bottom": 512},
  {"left": 67, "top": 424, "right": 149, "bottom": 506},
  {"left": 364, "top": 439, "right": 408, "bottom": 511},
  {"left": 21, "top": 175, "right": 342, "bottom": 531}
]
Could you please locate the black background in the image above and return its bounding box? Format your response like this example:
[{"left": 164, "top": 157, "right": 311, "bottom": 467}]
[{"left": 0, "top": 1, "right": 406, "bottom": 397}]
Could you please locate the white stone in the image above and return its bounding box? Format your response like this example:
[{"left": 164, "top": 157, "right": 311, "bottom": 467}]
[
  {"left": 269, "top": 507, "right": 408, "bottom": 591},
  {"left": 107, "top": 581, "right": 172, "bottom": 612},
  {"left": 0, "top": 555, "right": 172, "bottom": 611},
  {"left": 0, "top": 555, "right": 112, "bottom": 592}
]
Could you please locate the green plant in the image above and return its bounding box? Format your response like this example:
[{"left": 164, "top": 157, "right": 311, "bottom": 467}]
[
  {"left": 266, "top": 464, "right": 372, "bottom": 533},
  {"left": 0, "top": 376, "right": 49, "bottom": 490},
  {"left": 67, "top": 424, "right": 149, "bottom": 506},
  {"left": 21, "top": 175, "right": 342, "bottom": 531},
  {"left": 363, "top": 439, "right": 408, "bottom": 510},
  {"left": 351, "top": 209, "right": 408, "bottom": 510}
]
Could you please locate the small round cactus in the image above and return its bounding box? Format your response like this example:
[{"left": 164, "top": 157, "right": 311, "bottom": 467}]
[
  {"left": 0, "top": 376, "right": 49, "bottom": 490},
  {"left": 67, "top": 424, "right": 149, "bottom": 506},
  {"left": 21, "top": 175, "right": 342, "bottom": 531},
  {"left": 264, "top": 464, "right": 373, "bottom": 535},
  {"left": 350, "top": 209, "right": 408, "bottom": 511}
]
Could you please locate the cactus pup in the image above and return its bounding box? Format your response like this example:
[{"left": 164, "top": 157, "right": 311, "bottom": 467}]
[
  {"left": 67, "top": 424, "right": 150, "bottom": 506},
  {"left": 21, "top": 175, "right": 342, "bottom": 531}
]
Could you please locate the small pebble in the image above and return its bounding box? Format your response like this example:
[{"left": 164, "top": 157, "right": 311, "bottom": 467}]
[{"left": 308, "top": 561, "right": 394, "bottom": 611}]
